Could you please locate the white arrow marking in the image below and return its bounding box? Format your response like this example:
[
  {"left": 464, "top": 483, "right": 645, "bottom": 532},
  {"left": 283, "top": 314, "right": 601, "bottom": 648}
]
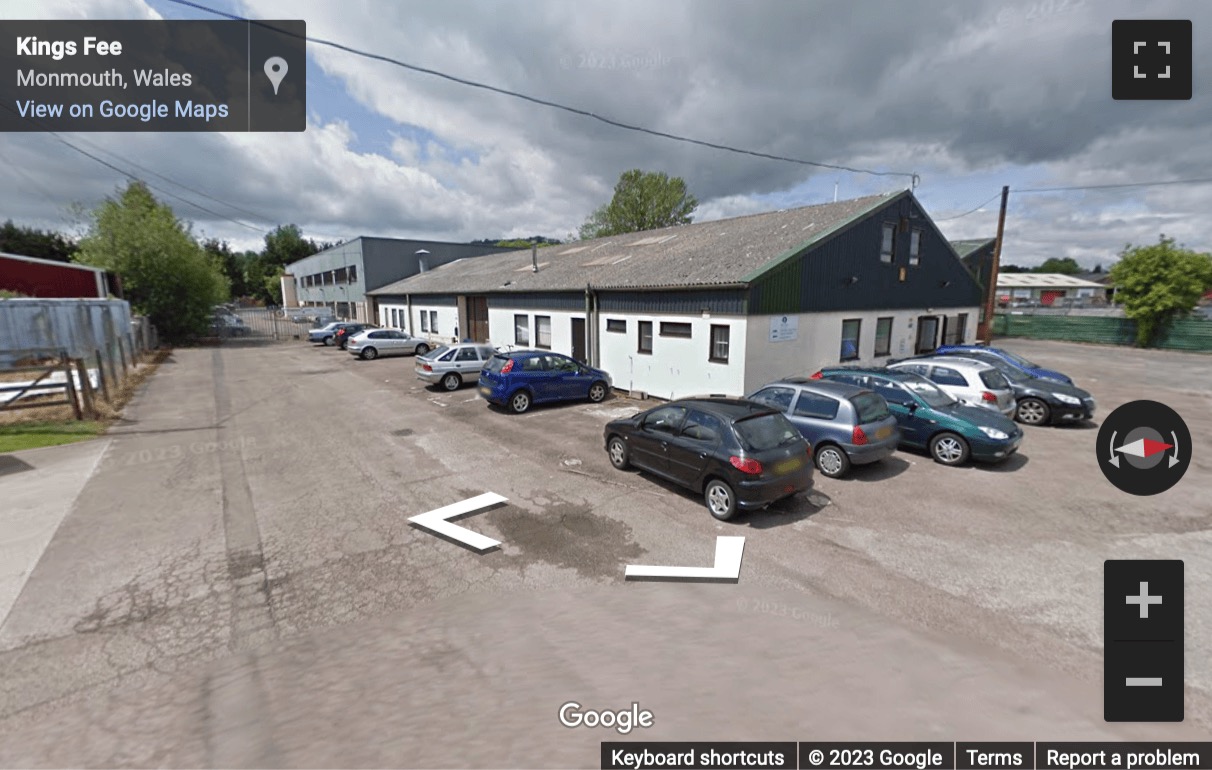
[
  {"left": 1169, "top": 431, "right": 1181, "bottom": 468},
  {"left": 409, "top": 492, "right": 507, "bottom": 553},
  {"left": 625, "top": 536, "right": 745, "bottom": 582}
]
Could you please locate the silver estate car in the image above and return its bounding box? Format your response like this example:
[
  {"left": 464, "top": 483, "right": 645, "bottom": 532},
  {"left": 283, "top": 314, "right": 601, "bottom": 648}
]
[
  {"left": 346, "top": 329, "right": 432, "bottom": 360},
  {"left": 416, "top": 343, "right": 499, "bottom": 391},
  {"left": 887, "top": 357, "right": 1016, "bottom": 417}
]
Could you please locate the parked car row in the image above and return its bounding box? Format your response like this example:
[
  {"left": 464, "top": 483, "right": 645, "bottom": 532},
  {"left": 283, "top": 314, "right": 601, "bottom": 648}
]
[{"left": 308, "top": 330, "right": 1086, "bottom": 521}]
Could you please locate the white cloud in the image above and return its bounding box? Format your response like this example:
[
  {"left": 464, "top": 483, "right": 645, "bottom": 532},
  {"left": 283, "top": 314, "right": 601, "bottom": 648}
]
[{"left": 1, "top": 0, "right": 1209, "bottom": 266}]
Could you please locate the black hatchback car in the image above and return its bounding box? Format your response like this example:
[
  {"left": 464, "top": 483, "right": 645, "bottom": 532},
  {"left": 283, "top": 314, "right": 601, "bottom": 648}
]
[{"left": 603, "top": 398, "right": 814, "bottom": 521}]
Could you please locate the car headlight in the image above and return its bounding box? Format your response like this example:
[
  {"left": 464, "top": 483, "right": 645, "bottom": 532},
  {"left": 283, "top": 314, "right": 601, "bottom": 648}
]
[
  {"left": 1054, "top": 393, "right": 1081, "bottom": 405},
  {"left": 979, "top": 427, "right": 1010, "bottom": 440}
]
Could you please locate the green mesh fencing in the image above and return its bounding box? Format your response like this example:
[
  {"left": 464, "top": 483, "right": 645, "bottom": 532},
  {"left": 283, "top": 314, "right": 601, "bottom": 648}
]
[{"left": 993, "top": 313, "right": 1212, "bottom": 351}]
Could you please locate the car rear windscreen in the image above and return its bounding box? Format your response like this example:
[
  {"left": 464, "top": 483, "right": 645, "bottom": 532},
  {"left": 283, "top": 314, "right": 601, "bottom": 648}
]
[
  {"left": 979, "top": 369, "right": 1011, "bottom": 390},
  {"left": 484, "top": 355, "right": 510, "bottom": 373},
  {"left": 734, "top": 413, "right": 802, "bottom": 452},
  {"left": 850, "top": 392, "right": 890, "bottom": 423}
]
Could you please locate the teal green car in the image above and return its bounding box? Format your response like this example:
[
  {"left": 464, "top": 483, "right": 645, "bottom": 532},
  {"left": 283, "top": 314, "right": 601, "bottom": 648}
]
[{"left": 813, "top": 367, "right": 1023, "bottom": 466}]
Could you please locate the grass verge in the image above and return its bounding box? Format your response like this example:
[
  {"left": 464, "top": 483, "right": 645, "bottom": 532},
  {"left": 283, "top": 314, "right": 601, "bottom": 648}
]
[{"left": 0, "top": 348, "right": 172, "bottom": 453}]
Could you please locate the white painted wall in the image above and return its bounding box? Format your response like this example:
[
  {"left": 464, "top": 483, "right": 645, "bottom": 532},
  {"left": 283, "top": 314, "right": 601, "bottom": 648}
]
[
  {"left": 597, "top": 312, "right": 747, "bottom": 400},
  {"left": 743, "top": 307, "right": 979, "bottom": 393},
  {"left": 409, "top": 303, "right": 460, "bottom": 344},
  {"left": 378, "top": 303, "right": 408, "bottom": 329},
  {"left": 487, "top": 307, "right": 582, "bottom": 354}
]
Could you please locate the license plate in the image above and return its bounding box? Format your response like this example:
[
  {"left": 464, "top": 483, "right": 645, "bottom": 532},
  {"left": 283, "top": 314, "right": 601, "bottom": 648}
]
[
  {"left": 479, "top": 386, "right": 491, "bottom": 396},
  {"left": 875, "top": 426, "right": 892, "bottom": 440},
  {"left": 774, "top": 457, "right": 803, "bottom": 475}
]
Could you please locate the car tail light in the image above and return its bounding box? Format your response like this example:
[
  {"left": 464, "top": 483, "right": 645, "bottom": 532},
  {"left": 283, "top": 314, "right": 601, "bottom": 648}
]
[
  {"left": 422, "top": 363, "right": 432, "bottom": 372},
  {"left": 852, "top": 426, "right": 868, "bottom": 445},
  {"left": 810, "top": 371, "right": 823, "bottom": 380},
  {"left": 806, "top": 444, "right": 813, "bottom": 460},
  {"left": 729, "top": 456, "right": 763, "bottom": 475},
  {"left": 500, "top": 359, "right": 515, "bottom": 373},
  {"left": 981, "top": 391, "right": 998, "bottom": 403}
]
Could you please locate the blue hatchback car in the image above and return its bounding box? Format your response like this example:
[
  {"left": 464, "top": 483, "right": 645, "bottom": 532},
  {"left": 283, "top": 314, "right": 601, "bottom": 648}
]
[
  {"left": 479, "top": 351, "right": 613, "bottom": 413},
  {"left": 934, "top": 345, "right": 1073, "bottom": 385}
]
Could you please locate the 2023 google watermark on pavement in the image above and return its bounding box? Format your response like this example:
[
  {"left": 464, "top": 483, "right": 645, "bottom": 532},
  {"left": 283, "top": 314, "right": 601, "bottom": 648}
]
[{"left": 735, "top": 597, "right": 840, "bottom": 629}]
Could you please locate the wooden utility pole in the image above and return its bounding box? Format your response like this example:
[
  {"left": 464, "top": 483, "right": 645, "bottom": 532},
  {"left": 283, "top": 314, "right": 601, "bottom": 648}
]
[{"left": 983, "top": 185, "right": 1010, "bottom": 344}]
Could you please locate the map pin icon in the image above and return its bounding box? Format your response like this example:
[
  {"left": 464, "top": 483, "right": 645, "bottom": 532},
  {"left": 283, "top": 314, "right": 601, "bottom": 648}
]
[{"left": 264, "top": 57, "right": 288, "bottom": 95}]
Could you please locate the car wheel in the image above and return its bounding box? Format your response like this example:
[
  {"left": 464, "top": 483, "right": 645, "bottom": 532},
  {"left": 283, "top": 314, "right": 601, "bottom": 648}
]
[
  {"left": 815, "top": 444, "right": 850, "bottom": 478},
  {"left": 323, "top": 336, "right": 334, "bottom": 346},
  {"left": 587, "top": 381, "right": 607, "bottom": 403},
  {"left": 442, "top": 373, "right": 461, "bottom": 391},
  {"left": 415, "top": 344, "right": 430, "bottom": 356},
  {"left": 361, "top": 347, "right": 378, "bottom": 360},
  {"left": 704, "top": 479, "right": 737, "bottom": 521},
  {"left": 929, "top": 432, "right": 970, "bottom": 466},
  {"left": 1016, "top": 397, "right": 1050, "bottom": 425},
  {"left": 509, "top": 390, "right": 531, "bottom": 414},
  {"left": 607, "top": 436, "right": 630, "bottom": 469}
]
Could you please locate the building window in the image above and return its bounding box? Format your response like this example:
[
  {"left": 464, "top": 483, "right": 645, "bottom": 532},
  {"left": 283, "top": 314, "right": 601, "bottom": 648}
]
[
  {"left": 390, "top": 309, "right": 398, "bottom": 327},
  {"left": 638, "top": 321, "right": 653, "bottom": 354},
  {"left": 880, "top": 223, "right": 895, "bottom": 264},
  {"left": 429, "top": 310, "right": 438, "bottom": 334},
  {"left": 659, "top": 322, "right": 692, "bottom": 338},
  {"left": 709, "top": 325, "right": 729, "bottom": 363},
  {"left": 420, "top": 311, "right": 429, "bottom": 332},
  {"left": 954, "top": 313, "right": 968, "bottom": 343},
  {"left": 874, "top": 316, "right": 893, "bottom": 356},
  {"left": 606, "top": 318, "right": 626, "bottom": 333},
  {"left": 909, "top": 229, "right": 922, "bottom": 266},
  {"left": 514, "top": 314, "right": 530, "bottom": 346},
  {"left": 840, "top": 319, "right": 861, "bottom": 361},
  {"left": 348, "top": 265, "right": 357, "bottom": 283},
  {"left": 535, "top": 315, "right": 552, "bottom": 349},
  {"left": 335, "top": 267, "right": 348, "bottom": 283}
]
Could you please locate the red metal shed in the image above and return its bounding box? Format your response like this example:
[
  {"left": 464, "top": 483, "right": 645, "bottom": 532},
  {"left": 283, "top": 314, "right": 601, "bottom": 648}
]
[{"left": 0, "top": 252, "right": 111, "bottom": 298}]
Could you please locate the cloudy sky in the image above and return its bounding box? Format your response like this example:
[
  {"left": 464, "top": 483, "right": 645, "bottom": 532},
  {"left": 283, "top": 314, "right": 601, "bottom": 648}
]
[{"left": 2, "top": 0, "right": 1209, "bottom": 267}]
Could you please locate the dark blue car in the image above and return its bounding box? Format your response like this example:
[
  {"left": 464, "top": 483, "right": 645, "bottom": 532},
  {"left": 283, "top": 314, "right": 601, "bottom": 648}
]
[
  {"left": 934, "top": 345, "right": 1073, "bottom": 385},
  {"left": 479, "top": 351, "right": 612, "bottom": 413}
]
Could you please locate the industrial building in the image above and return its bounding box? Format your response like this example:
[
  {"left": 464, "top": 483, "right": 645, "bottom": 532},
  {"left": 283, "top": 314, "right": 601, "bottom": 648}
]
[
  {"left": 282, "top": 237, "right": 511, "bottom": 321},
  {"left": 367, "top": 190, "right": 984, "bottom": 400}
]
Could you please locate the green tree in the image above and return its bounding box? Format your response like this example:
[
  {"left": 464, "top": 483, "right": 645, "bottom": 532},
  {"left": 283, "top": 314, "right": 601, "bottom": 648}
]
[
  {"left": 579, "top": 169, "right": 698, "bottom": 239},
  {"left": 998, "top": 264, "right": 1032, "bottom": 273},
  {"left": 1034, "top": 257, "right": 1083, "bottom": 274},
  {"left": 202, "top": 237, "right": 250, "bottom": 299},
  {"left": 262, "top": 223, "right": 322, "bottom": 269},
  {"left": 0, "top": 220, "right": 78, "bottom": 262},
  {"left": 1109, "top": 236, "right": 1212, "bottom": 346},
  {"left": 1093, "top": 263, "right": 1103, "bottom": 274},
  {"left": 75, "top": 181, "right": 228, "bottom": 341}
]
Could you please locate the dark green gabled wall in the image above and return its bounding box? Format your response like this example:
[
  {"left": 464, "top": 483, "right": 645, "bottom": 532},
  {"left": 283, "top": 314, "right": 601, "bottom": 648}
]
[{"left": 749, "top": 195, "right": 983, "bottom": 315}]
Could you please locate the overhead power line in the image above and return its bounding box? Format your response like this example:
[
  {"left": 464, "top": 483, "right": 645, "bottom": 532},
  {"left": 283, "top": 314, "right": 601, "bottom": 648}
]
[
  {"left": 69, "top": 134, "right": 278, "bottom": 225},
  {"left": 166, "top": 0, "right": 918, "bottom": 182},
  {"left": 934, "top": 191, "right": 1003, "bottom": 221},
  {"left": 0, "top": 102, "right": 266, "bottom": 233},
  {"left": 1014, "top": 177, "right": 1212, "bottom": 193}
]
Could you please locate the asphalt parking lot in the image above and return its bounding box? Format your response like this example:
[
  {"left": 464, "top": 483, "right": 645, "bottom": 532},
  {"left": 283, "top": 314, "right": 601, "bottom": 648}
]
[{"left": 0, "top": 336, "right": 1208, "bottom": 766}]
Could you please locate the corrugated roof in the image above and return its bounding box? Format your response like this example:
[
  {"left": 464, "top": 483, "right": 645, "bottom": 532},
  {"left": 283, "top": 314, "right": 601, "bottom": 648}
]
[
  {"left": 368, "top": 192, "right": 900, "bottom": 296},
  {"left": 949, "top": 238, "right": 996, "bottom": 259},
  {"left": 996, "top": 273, "right": 1106, "bottom": 288}
]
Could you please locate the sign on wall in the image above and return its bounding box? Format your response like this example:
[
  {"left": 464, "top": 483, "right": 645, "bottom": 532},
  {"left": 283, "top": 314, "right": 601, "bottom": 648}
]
[{"left": 769, "top": 315, "right": 798, "bottom": 342}]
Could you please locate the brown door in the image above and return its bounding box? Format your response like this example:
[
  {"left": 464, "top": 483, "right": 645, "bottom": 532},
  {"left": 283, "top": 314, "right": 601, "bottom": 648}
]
[
  {"left": 571, "top": 317, "right": 587, "bottom": 363},
  {"left": 916, "top": 315, "right": 940, "bottom": 353},
  {"left": 467, "top": 297, "right": 489, "bottom": 341}
]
